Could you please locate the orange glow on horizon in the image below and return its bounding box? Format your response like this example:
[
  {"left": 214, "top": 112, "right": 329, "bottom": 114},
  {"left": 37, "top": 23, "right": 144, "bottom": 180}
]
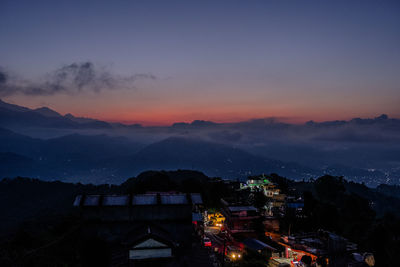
[
  {"left": 92, "top": 107, "right": 308, "bottom": 126},
  {"left": 4, "top": 95, "right": 398, "bottom": 127},
  {"left": 93, "top": 109, "right": 393, "bottom": 126}
]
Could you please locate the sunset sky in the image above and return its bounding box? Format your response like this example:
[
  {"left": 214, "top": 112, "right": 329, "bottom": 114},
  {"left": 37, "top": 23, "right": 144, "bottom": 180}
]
[{"left": 1, "top": 0, "right": 399, "bottom": 125}]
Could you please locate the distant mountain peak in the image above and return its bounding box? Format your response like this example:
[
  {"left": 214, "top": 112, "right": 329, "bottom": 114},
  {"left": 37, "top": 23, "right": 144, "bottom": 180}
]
[
  {"left": 0, "top": 99, "right": 31, "bottom": 112},
  {"left": 190, "top": 120, "right": 217, "bottom": 126},
  {"left": 171, "top": 120, "right": 217, "bottom": 128},
  {"left": 64, "top": 113, "right": 75, "bottom": 119},
  {"left": 33, "top": 107, "right": 62, "bottom": 117},
  {"left": 375, "top": 114, "right": 389, "bottom": 120}
]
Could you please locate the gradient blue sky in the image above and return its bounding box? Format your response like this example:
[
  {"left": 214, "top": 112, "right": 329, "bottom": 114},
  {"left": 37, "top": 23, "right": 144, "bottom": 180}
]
[{"left": 1, "top": 0, "right": 399, "bottom": 125}]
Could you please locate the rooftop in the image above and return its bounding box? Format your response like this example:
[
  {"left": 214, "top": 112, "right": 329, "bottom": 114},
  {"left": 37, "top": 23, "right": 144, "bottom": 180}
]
[
  {"left": 73, "top": 193, "right": 203, "bottom": 207},
  {"left": 243, "top": 238, "right": 277, "bottom": 251},
  {"left": 228, "top": 206, "right": 258, "bottom": 212}
]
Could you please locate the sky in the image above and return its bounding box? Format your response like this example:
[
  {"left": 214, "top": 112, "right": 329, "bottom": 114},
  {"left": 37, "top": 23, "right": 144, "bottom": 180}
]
[{"left": 0, "top": 0, "right": 399, "bottom": 125}]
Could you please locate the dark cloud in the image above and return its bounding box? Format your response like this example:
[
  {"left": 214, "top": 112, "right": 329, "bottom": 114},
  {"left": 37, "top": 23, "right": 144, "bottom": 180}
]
[{"left": 0, "top": 62, "right": 156, "bottom": 96}]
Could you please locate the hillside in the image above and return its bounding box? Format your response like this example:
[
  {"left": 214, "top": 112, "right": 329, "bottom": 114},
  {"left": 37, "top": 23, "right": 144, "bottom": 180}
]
[{"left": 0, "top": 172, "right": 399, "bottom": 266}]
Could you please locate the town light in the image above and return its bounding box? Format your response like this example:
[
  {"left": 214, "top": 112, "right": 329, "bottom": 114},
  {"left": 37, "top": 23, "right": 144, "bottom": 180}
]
[{"left": 231, "top": 253, "right": 241, "bottom": 260}]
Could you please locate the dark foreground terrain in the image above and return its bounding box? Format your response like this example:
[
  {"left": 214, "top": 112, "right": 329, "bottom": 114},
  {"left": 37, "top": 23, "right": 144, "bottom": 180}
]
[{"left": 0, "top": 170, "right": 399, "bottom": 266}]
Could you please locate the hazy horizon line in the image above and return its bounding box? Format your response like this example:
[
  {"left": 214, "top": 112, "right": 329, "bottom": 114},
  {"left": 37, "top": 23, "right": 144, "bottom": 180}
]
[{"left": 2, "top": 98, "right": 398, "bottom": 127}]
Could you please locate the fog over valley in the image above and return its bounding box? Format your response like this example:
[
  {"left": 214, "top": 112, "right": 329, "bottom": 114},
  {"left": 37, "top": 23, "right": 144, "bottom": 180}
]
[{"left": 1, "top": 99, "right": 399, "bottom": 187}]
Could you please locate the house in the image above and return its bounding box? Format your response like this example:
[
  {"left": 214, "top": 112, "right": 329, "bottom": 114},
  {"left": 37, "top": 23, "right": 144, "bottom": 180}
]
[
  {"left": 276, "top": 230, "right": 360, "bottom": 266},
  {"left": 124, "top": 225, "right": 175, "bottom": 266},
  {"left": 241, "top": 177, "right": 273, "bottom": 191},
  {"left": 73, "top": 193, "right": 203, "bottom": 266},
  {"left": 220, "top": 199, "right": 260, "bottom": 236}
]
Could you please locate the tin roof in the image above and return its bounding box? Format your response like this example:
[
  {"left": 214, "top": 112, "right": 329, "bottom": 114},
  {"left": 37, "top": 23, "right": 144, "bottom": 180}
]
[
  {"left": 83, "top": 195, "right": 100, "bottom": 206},
  {"left": 191, "top": 193, "right": 203, "bottom": 204},
  {"left": 74, "top": 193, "right": 202, "bottom": 207},
  {"left": 73, "top": 195, "right": 82, "bottom": 206},
  {"left": 161, "top": 194, "right": 188, "bottom": 204},
  {"left": 228, "top": 206, "right": 257, "bottom": 212},
  {"left": 243, "top": 238, "right": 277, "bottom": 251},
  {"left": 103, "top": 195, "right": 129, "bottom": 206},
  {"left": 132, "top": 194, "right": 157, "bottom": 205},
  {"left": 192, "top": 212, "right": 203, "bottom": 221}
]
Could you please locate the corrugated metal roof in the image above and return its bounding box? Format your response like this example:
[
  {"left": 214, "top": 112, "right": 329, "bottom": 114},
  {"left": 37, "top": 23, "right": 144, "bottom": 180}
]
[
  {"left": 84, "top": 195, "right": 100, "bottom": 206},
  {"left": 73, "top": 195, "right": 82, "bottom": 206},
  {"left": 75, "top": 193, "right": 200, "bottom": 206},
  {"left": 192, "top": 212, "right": 203, "bottom": 221},
  {"left": 161, "top": 194, "right": 188, "bottom": 204},
  {"left": 132, "top": 194, "right": 157, "bottom": 205},
  {"left": 103, "top": 195, "right": 129, "bottom": 206},
  {"left": 190, "top": 193, "right": 203, "bottom": 204},
  {"left": 228, "top": 206, "right": 257, "bottom": 212},
  {"left": 243, "top": 238, "right": 277, "bottom": 251}
]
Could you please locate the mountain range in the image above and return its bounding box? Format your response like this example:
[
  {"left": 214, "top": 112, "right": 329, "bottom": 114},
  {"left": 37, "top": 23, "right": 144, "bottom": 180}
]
[
  {"left": 0, "top": 125, "right": 314, "bottom": 184},
  {"left": 0, "top": 99, "right": 117, "bottom": 129},
  {"left": 0, "top": 99, "right": 399, "bottom": 186}
]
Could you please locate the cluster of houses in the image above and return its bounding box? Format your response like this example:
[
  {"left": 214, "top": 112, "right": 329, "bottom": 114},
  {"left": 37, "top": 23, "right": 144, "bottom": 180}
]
[
  {"left": 73, "top": 176, "right": 374, "bottom": 267},
  {"left": 207, "top": 177, "right": 375, "bottom": 267}
]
